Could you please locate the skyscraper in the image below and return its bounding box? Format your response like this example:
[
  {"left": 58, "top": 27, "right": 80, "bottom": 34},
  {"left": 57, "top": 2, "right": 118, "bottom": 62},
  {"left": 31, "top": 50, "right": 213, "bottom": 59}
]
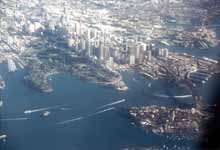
[
  {"left": 130, "top": 55, "right": 135, "bottom": 65},
  {"left": 87, "top": 28, "right": 91, "bottom": 40},
  {"left": 99, "top": 42, "right": 104, "bottom": 60},
  {"left": 87, "top": 40, "right": 93, "bottom": 57}
]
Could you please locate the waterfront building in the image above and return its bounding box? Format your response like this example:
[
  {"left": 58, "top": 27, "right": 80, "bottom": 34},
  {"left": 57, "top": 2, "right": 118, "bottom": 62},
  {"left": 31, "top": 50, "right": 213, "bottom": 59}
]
[
  {"left": 158, "top": 48, "right": 169, "bottom": 58},
  {"left": 7, "top": 59, "right": 17, "bottom": 72}
]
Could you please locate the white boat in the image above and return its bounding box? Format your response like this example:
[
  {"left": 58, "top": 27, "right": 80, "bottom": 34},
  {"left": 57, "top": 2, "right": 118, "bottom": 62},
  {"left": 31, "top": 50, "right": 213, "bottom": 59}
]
[
  {"left": 160, "top": 40, "right": 170, "bottom": 46},
  {"left": 0, "top": 134, "right": 7, "bottom": 140},
  {"left": 0, "top": 100, "right": 3, "bottom": 107},
  {"left": 42, "top": 111, "right": 51, "bottom": 117},
  {"left": 0, "top": 75, "right": 6, "bottom": 90}
]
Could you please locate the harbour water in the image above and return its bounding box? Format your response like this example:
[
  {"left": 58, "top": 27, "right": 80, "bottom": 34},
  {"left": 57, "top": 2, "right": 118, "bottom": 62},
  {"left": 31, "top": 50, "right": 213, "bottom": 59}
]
[
  {"left": 0, "top": 63, "right": 194, "bottom": 150},
  {"left": 0, "top": 44, "right": 218, "bottom": 150}
]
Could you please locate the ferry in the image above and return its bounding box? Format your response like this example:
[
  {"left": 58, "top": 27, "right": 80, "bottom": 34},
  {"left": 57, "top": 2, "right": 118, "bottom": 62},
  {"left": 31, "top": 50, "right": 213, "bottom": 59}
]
[
  {"left": 0, "top": 75, "right": 6, "bottom": 90},
  {"left": 160, "top": 39, "right": 170, "bottom": 46},
  {"left": 117, "top": 86, "right": 128, "bottom": 91},
  {"left": 0, "top": 100, "right": 3, "bottom": 107},
  {"left": 42, "top": 111, "right": 51, "bottom": 117},
  {"left": 0, "top": 134, "right": 7, "bottom": 140}
]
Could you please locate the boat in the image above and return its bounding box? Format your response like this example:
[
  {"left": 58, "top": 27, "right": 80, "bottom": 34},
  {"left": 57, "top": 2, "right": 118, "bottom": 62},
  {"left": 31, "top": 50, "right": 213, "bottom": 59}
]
[
  {"left": 0, "top": 134, "right": 7, "bottom": 140},
  {"left": 41, "top": 111, "right": 51, "bottom": 117},
  {"left": 160, "top": 39, "right": 170, "bottom": 46},
  {"left": 0, "top": 75, "right": 6, "bottom": 90},
  {"left": 0, "top": 100, "right": 3, "bottom": 107}
]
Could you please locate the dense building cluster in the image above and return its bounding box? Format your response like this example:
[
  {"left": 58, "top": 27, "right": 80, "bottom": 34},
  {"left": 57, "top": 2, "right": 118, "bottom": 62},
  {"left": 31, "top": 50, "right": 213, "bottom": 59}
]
[
  {"left": 129, "top": 106, "right": 210, "bottom": 140},
  {"left": 0, "top": 0, "right": 219, "bottom": 70},
  {"left": 0, "top": 0, "right": 219, "bottom": 147}
]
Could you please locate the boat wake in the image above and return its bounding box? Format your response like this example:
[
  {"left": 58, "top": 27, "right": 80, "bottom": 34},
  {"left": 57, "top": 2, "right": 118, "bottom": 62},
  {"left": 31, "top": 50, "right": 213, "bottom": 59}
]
[
  {"left": 97, "top": 99, "right": 126, "bottom": 109},
  {"left": 153, "top": 93, "right": 192, "bottom": 99},
  {"left": 60, "top": 107, "right": 73, "bottom": 111},
  {"left": 56, "top": 117, "right": 84, "bottom": 125},
  {"left": 24, "top": 105, "right": 63, "bottom": 114},
  {"left": 0, "top": 117, "right": 29, "bottom": 121},
  {"left": 57, "top": 107, "right": 115, "bottom": 125},
  {"left": 87, "top": 107, "right": 115, "bottom": 117}
]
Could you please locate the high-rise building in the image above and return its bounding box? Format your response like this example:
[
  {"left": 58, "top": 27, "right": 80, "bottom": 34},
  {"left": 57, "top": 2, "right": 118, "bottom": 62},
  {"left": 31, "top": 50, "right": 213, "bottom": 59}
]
[
  {"left": 129, "top": 55, "right": 135, "bottom": 65},
  {"left": 99, "top": 42, "right": 104, "bottom": 60},
  {"left": 141, "top": 43, "right": 147, "bottom": 51},
  {"left": 104, "top": 45, "right": 110, "bottom": 60},
  {"left": 108, "top": 57, "right": 114, "bottom": 68},
  {"left": 158, "top": 48, "right": 169, "bottom": 57},
  {"left": 93, "top": 28, "right": 97, "bottom": 38},
  {"left": 75, "top": 22, "right": 81, "bottom": 35},
  {"left": 124, "top": 42, "right": 128, "bottom": 52},
  {"left": 68, "top": 38, "right": 75, "bottom": 47},
  {"left": 48, "top": 21, "right": 56, "bottom": 31},
  {"left": 87, "top": 40, "right": 93, "bottom": 57},
  {"left": 135, "top": 44, "right": 140, "bottom": 59},
  {"left": 163, "top": 48, "right": 169, "bottom": 58},
  {"left": 87, "top": 28, "right": 91, "bottom": 40},
  {"left": 81, "top": 39, "right": 86, "bottom": 50},
  {"left": 146, "top": 43, "right": 152, "bottom": 51},
  {"left": 60, "top": 15, "right": 64, "bottom": 26},
  {"left": 146, "top": 50, "right": 152, "bottom": 61},
  {"left": 158, "top": 48, "right": 163, "bottom": 56},
  {"left": 94, "top": 39, "right": 100, "bottom": 48},
  {"left": 75, "top": 42, "right": 79, "bottom": 52}
]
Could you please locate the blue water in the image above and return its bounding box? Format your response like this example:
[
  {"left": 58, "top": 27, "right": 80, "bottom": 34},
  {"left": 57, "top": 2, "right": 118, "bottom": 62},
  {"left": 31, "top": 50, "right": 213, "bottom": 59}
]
[
  {"left": 0, "top": 43, "right": 218, "bottom": 150},
  {"left": 0, "top": 63, "right": 180, "bottom": 150}
]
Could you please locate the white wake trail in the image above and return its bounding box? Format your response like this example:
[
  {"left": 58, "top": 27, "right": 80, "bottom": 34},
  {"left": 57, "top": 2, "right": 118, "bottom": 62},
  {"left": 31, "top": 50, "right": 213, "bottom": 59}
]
[
  {"left": 56, "top": 107, "right": 115, "bottom": 125},
  {"left": 24, "top": 105, "right": 63, "bottom": 114},
  {"left": 0, "top": 118, "right": 29, "bottom": 121},
  {"left": 56, "top": 117, "right": 84, "bottom": 125},
  {"left": 97, "top": 99, "right": 126, "bottom": 109},
  {"left": 87, "top": 107, "right": 115, "bottom": 117},
  {"left": 153, "top": 93, "right": 192, "bottom": 99}
]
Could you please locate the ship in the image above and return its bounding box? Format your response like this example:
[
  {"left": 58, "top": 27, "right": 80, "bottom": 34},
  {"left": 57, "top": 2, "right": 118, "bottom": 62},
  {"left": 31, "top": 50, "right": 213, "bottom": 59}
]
[
  {"left": 41, "top": 111, "right": 51, "bottom": 117},
  {"left": 0, "top": 134, "right": 7, "bottom": 141},
  {"left": 160, "top": 39, "right": 170, "bottom": 46},
  {"left": 0, "top": 100, "right": 3, "bottom": 107},
  {"left": 0, "top": 75, "right": 6, "bottom": 90}
]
